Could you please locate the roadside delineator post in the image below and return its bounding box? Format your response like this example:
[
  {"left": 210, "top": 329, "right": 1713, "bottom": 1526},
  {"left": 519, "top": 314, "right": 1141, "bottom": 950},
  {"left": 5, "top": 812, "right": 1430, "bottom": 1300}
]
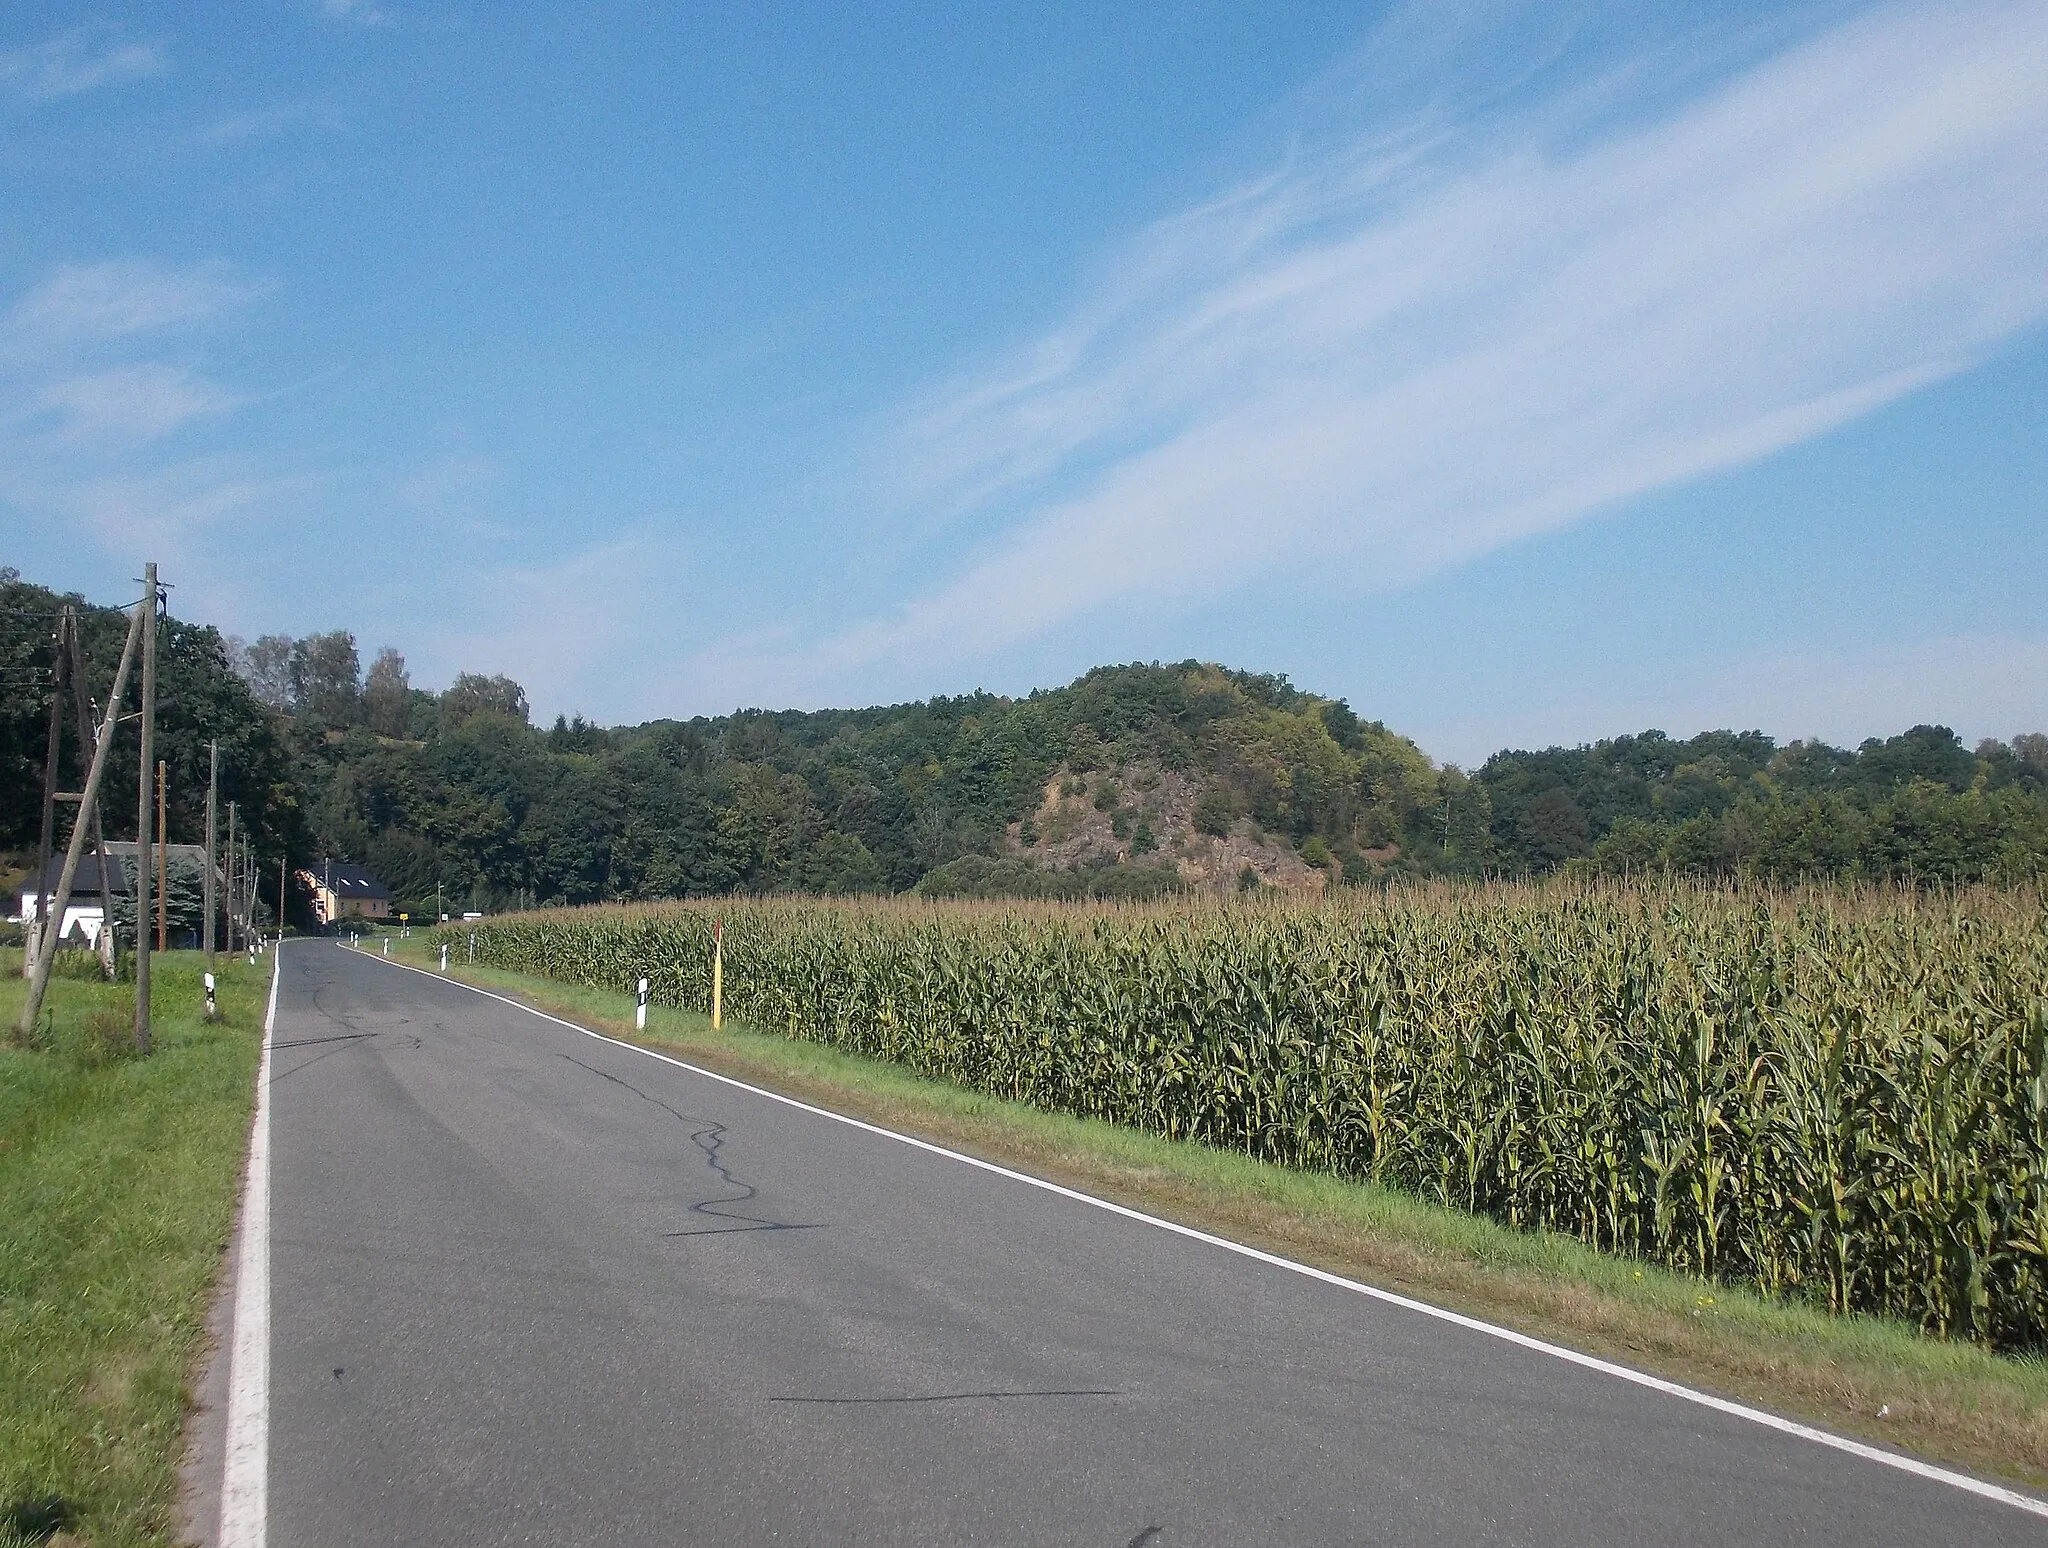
[
  {"left": 711, "top": 920, "right": 723, "bottom": 1031},
  {"left": 382, "top": 938, "right": 390, "bottom": 957},
  {"left": 204, "top": 971, "right": 217, "bottom": 1021},
  {"left": 636, "top": 976, "right": 649, "bottom": 1031},
  {"left": 440, "top": 942, "right": 449, "bottom": 972}
]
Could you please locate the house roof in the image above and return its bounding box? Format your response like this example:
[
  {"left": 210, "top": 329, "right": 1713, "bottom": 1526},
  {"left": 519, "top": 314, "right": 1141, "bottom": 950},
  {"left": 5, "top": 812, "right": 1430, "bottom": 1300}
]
[
  {"left": 20, "top": 843, "right": 220, "bottom": 901},
  {"left": 22, "top": 854, "right": 132, "bottom": 899},
  {"left": 313, "top": 859, "right": 393, "bottom": 901}
]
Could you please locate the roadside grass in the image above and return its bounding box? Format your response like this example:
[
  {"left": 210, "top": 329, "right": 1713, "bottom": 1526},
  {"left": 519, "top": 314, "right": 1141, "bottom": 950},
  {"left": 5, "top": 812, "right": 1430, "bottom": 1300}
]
[
  {"left": 385, "top": 940, "right": 2048, "bottom": 1491},
  {"left": 0, "top": 950, "right": 265, "bottom": 1548}
]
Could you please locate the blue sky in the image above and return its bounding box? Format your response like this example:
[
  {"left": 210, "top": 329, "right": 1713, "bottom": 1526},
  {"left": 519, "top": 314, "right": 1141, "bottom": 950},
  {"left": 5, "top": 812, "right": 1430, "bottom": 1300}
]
[{"left": 3, "top": 1, "right": 2044, "bottom": 764}]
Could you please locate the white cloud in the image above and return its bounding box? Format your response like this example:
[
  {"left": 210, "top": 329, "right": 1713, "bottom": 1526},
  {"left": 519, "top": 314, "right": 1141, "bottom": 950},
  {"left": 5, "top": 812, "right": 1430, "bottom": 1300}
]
[
  {"left": 193, "top": 101, "right": 342, "bottom": 147},
  {"left": 30, "top": 460, "right": 323, "bottom": 553},
  {"left": 742, "top": 0, "right": 2048, "bottom": 700},
  {"left": 0, "top": 29, "right": 166, "bottom": 104},
  {"left": 395, "top": 453, "right": 500, "bottom": 524},
  {"left": 1415, "top": 634, "right": 2048, "bottom": 765},
  {"left": 0, "top": 259, "right": 263, "bottom": 351},
  {"left": 0, "top": 258, "right": 278, "bottom": 573},
  {"left": 404, "top": 533, "right": 665, "bottom": 716},
  {"left": 28, "top": 364, "right": 240, "bottom": 445},
  {"left": 319, "top": 0, "right": 390, "bottom": 27}
]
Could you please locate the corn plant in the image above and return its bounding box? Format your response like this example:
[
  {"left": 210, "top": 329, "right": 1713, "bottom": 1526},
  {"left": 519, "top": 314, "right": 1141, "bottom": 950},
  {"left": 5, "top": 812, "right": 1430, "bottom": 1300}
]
[{"left": 436, "top": 883, "right": 2048, "bottom": 1349}]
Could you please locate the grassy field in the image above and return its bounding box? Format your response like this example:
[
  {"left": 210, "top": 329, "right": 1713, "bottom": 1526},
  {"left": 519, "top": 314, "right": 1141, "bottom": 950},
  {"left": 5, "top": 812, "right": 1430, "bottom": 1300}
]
[
  {"left": 0, "top": 950, "right": 266, "bottom": 1548},
  {"left": 391, "top": 935, "right": 2048, "bottom": 1489}
]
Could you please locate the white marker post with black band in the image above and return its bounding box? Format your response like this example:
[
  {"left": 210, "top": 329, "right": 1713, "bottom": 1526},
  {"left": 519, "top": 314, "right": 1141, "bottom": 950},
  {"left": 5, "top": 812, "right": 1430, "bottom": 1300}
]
[{"left": 636, "top": 977, "right": 649, "bottom": 1031}]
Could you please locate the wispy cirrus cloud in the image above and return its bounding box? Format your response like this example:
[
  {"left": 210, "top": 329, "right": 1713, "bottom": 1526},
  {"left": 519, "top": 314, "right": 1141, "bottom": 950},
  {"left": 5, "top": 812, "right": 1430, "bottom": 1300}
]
[
  {"left": 319, "top": 0, "right": 391, "bottom": 28},
  {"left": 28, "top": 363, "right": 241, "bottom": 446},
  {"left": 0, "top": 258, "right": 287, "bottom": 561},
  {"left": 0, "top": 28, "right": 166, "bottom": 105},
  {"left": 0, "top": 259, "right": 264, "bottom": 349},
  {"left": 193, "top": 100, "right": 346, "bottom": 148},
  {"left": 402, "top": 530, "right": 670, "bottom": 711},
  {"left": 717, "top": 0, "right": 2048, "bottom": 705}
]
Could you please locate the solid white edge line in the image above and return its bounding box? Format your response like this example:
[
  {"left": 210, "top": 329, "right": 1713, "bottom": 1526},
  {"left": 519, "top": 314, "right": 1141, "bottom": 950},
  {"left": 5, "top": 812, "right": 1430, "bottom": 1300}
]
[
  {"left": 219, "top": 944, "right": 280, "bottom": 1548},
  {"left": 363, "top": 946, "right": 2048, "bottom": 1521}
]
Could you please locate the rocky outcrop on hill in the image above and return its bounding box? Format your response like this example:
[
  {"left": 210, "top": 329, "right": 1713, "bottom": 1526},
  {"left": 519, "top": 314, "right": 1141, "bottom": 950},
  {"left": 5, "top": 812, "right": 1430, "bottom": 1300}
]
[{"left": 1005, "top": 762, "right": 1329, "bottom": 893}]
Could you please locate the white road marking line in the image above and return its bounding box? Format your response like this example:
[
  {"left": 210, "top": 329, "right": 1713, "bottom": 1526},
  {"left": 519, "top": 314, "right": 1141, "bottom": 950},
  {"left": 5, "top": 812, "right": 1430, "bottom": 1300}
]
[
  {"left": 220, "top": 945, "right": 281, "bottom": 1548},
  {"left": 365, "top": 949, "right": 2048, "bottom": 1521}
]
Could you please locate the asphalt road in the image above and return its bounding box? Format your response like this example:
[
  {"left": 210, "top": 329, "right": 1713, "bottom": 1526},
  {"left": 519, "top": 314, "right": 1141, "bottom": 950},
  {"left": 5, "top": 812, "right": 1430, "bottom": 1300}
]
[{"left": 264, "top": 940, "right": 2044, "bottom": 1545}]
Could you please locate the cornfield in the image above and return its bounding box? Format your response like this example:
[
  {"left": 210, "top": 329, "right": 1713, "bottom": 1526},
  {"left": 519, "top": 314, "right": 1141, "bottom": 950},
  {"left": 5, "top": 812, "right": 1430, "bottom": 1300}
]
[{"left": 437, "top": 885, "right": 2048, "bottom": 1349}]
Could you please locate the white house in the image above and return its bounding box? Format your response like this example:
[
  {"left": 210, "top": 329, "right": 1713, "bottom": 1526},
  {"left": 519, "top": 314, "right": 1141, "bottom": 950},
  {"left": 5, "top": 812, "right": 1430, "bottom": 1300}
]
[{"left": 16, "top": 841, "right": 219, "bottom": 948}]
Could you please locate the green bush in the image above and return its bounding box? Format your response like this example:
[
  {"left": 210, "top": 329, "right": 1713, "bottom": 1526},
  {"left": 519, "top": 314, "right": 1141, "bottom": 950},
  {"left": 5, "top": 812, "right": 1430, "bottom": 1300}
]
[{"left": 1193, "top": 788, "right": 1236, "bottom": 837}]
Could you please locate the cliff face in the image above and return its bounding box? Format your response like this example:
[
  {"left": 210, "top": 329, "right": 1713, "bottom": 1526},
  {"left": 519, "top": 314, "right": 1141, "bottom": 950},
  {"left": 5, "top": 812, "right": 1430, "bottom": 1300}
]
[{"left": 1006, "top": 763, "right": 1329, "bottom": 894}]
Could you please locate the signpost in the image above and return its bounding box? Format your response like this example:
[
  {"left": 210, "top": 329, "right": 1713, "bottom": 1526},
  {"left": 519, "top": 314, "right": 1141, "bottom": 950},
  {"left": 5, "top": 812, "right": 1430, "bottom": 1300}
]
[{"left": 711, "top": 920, "right": 724, "bottom": 1031}]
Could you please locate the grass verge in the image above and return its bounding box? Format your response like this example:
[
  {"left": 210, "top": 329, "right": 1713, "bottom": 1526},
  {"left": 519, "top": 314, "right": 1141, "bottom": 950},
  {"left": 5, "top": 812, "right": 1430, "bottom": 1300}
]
[
  {"left": 0, "top": 950, "right": 265, "bottom": 1548},
  {"left": 388, "top": 939, "right": 2048, "bottom": 1492}
]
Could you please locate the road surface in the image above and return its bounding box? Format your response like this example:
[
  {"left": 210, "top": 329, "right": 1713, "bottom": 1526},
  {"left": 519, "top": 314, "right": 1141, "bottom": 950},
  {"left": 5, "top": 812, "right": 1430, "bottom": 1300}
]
[{"left": 251, "top": 940, "right": 2044, "bottom": 1545}]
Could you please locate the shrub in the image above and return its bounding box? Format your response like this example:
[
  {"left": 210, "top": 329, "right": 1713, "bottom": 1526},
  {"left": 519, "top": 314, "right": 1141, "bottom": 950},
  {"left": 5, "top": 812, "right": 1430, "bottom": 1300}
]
[{"left": 1193, "top": 788, "right": 1236, "bottom": 838}]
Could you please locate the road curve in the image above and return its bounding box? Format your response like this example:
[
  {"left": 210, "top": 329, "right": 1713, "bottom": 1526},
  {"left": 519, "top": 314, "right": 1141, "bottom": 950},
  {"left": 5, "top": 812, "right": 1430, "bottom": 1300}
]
[{"left": 260, "top": 940, "right": 2043, "bottom": 1545}]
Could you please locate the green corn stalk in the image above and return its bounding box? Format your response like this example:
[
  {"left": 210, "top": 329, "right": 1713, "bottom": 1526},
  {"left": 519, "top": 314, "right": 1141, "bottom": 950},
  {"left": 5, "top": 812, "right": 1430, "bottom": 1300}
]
[{"left": 435, "top": 882, "right": 2048, "bottom": 1349}]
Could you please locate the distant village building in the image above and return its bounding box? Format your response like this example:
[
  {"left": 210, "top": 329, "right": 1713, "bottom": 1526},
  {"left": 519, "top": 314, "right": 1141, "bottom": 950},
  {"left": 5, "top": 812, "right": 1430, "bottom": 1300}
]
[
  {"left": 303, "top": 859, "right": 393, "bottom": 924},
  {"left": 14, "top": 841, "right": 219, "bottom": 948}
]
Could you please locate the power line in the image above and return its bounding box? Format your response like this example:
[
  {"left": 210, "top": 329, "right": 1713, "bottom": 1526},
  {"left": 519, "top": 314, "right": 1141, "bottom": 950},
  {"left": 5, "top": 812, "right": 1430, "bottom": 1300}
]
[{"left": 0, "top": 595, "right": 152, "bottom": 617}]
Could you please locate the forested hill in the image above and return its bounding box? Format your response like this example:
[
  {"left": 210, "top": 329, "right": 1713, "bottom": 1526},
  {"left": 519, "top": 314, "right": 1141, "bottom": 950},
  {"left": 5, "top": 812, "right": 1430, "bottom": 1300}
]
[{"left": 3, "top": 565, "right": 2045, "bottom": 919}]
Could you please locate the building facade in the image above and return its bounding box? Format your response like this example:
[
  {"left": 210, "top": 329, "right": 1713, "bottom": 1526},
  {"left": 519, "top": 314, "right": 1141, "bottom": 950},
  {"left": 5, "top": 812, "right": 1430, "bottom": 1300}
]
[{"left": 302, "top": 859, "right": 394, "bottom": 924}]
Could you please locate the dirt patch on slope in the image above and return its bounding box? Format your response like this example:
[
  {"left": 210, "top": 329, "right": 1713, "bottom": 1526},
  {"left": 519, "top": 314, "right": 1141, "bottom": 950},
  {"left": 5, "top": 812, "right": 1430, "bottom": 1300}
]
[{"left": 1004, "top": 762, "right": 1327, "bottom": 894}]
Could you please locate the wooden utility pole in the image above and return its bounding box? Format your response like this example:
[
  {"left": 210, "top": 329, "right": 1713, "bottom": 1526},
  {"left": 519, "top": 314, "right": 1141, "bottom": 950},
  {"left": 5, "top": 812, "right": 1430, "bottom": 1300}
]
[
  {"left": 63, "top": 608, "right": 116, "bottom": 977},
  {"left": 278, "top": 855, "right": 288, "bottom": 939},
  {"left": 204, "top": 741, "right": 218, "bottom": 962},
  {"left": 28, "top": 618, "right": 63, "bottom": 977},
  {"left": 224, "top": 801, "right": 238, "bottom": 953},
  {"left": 155, "top": 760, "right": 168, "bottom": 952},
  {"left": 19, "top": 589, "right": 146, "bottom": 1038},
  {"left": 135, "top": 562, "right": 157, "bottom": 1053}
]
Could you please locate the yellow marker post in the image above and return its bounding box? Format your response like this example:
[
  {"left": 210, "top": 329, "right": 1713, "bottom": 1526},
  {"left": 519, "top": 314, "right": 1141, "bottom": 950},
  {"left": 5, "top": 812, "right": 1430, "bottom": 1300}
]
[{"left": 711, "top": 918, "right": 724, "bottom": 1031}]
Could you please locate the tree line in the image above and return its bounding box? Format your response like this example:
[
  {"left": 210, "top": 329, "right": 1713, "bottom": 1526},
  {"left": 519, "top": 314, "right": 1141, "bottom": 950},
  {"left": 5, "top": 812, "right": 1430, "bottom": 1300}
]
[
  {"left": 1478, "top": 725, "right": 2048, "bottom": 884},
  {"left": 5, "top": 565, "right": 2044, "bottom": 919}
]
